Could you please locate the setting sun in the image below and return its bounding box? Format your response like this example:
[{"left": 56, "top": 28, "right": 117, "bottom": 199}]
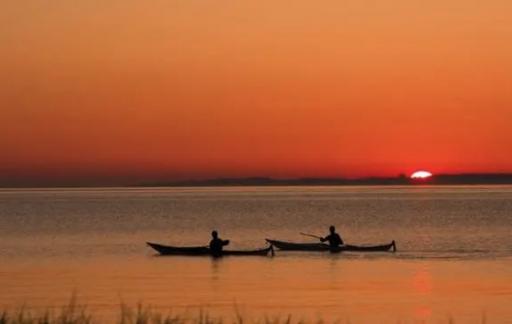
[{"left": 410, "top": 171, "right": 433, "bottom": 179}]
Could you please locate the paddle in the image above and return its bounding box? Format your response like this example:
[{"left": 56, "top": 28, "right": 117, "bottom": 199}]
[{"left": 300, "top": 232, "right": 323, "bottom": 240}]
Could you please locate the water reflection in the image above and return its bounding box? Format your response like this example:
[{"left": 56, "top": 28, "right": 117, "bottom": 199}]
[
  {"left": 1, "top": 255, "right": 512, "bottom": 322},
  {"left": 410, "top": 265, "right": 433, "bottom": 321},
  {"left": 210, "top": 258, "right": 221, "bottom": 282},
  {"left": 414, "top": 305, "right": 432, "bottom": 320},
  {"left": 412, "top": 266, "right": 433, "bottom": 295}
]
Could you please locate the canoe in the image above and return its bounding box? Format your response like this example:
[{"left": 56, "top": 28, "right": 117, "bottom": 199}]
[
  {"left": 265, "top": 239, "right": 396, "bottom": 252},
  {"left": 146, "top": 242, "right": 274, "bottom": 256}
]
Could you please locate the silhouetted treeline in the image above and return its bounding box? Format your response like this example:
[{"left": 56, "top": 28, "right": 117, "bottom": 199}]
[
  {"left": 139, "top": 173, "right": 512, "bottom": 187},
  {"left": 430, "top": 173, "right": 512, "bottom": 185}
]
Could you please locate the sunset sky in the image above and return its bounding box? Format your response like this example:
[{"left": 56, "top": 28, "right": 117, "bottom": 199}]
[{"left": 1, "top": 0, "right": 512, "bottom": 185}]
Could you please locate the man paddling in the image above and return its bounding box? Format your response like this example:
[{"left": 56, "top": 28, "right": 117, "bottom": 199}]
[
  {"left": 320, "top": 225, "right": 344, "bottom": 249},
  {"left": 209, "top": 230, "right": 230, "bottom": 257}
]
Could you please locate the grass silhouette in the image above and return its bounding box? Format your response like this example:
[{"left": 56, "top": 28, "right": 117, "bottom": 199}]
[{"left": 0, "top": 297, "right": 488, "bottom": 324}]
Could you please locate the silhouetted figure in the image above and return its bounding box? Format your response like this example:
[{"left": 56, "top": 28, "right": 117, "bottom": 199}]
[
  {"left": 209, "top": 230, "right": 230, "bottom": 257},
  {"left": 320, "top": 225, "right": 344, "bottom": 249}
]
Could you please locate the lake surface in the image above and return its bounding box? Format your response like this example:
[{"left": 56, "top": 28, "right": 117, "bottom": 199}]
[{"left": 1, "top": 186, "right": 512, "bottom": 323}]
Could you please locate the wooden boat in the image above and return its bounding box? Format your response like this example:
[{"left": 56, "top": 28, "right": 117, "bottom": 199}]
[
  {"left": 146, "top": 242, "right": 274, "bottom": 256},
  {"left": 265, "top": 239, "right": 396, "bottom": 252}
]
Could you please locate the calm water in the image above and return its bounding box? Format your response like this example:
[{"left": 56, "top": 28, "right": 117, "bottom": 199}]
[{"left": 1, "top": 186, "right": 512, "bottom": 323}]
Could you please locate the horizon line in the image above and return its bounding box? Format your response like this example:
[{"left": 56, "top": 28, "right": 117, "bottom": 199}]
[{"left": 3, "top": 172, "right": 512, "bottom": 188}]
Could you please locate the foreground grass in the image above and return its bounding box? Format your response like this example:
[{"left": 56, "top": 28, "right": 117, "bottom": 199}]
[
  {"left": 0, "top": 298, "right": 488, "bottom": 324},
  {"left": 0, "top": 299, "right": 302, "bottom": 324}
]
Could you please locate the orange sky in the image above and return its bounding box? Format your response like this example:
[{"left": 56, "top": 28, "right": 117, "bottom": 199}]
[{"left": 1, "top": 0, "right": 512, "bottom": 185}]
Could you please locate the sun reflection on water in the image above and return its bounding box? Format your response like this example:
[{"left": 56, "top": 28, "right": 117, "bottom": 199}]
[{"left": 411, "top": 266, "right": 433, "bottom": 321}]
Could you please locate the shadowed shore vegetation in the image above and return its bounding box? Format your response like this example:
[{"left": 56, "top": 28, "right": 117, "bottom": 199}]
[{"left": 0, "top": 298, "right": 488, "bottom": 324}]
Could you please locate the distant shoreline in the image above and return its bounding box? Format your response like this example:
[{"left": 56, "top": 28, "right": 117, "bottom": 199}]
[
  {"left": 136, "top": 173, "right": 512, "bottom": 187},
  {"left": 3, "top": 173, "right": 512, "bottom": 188}
]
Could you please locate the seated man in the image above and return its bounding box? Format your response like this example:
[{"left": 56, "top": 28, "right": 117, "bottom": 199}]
[
  {"left": 209, "top": 230, "right": 230, "bottom": 257},
  {"left": 320, "top": 225, "right": 344, "bottom": 249}
]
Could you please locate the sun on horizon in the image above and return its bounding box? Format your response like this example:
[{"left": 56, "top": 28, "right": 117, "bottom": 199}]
[{"left": 410, "top": 171, "right": 433, "bottom": 179}]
